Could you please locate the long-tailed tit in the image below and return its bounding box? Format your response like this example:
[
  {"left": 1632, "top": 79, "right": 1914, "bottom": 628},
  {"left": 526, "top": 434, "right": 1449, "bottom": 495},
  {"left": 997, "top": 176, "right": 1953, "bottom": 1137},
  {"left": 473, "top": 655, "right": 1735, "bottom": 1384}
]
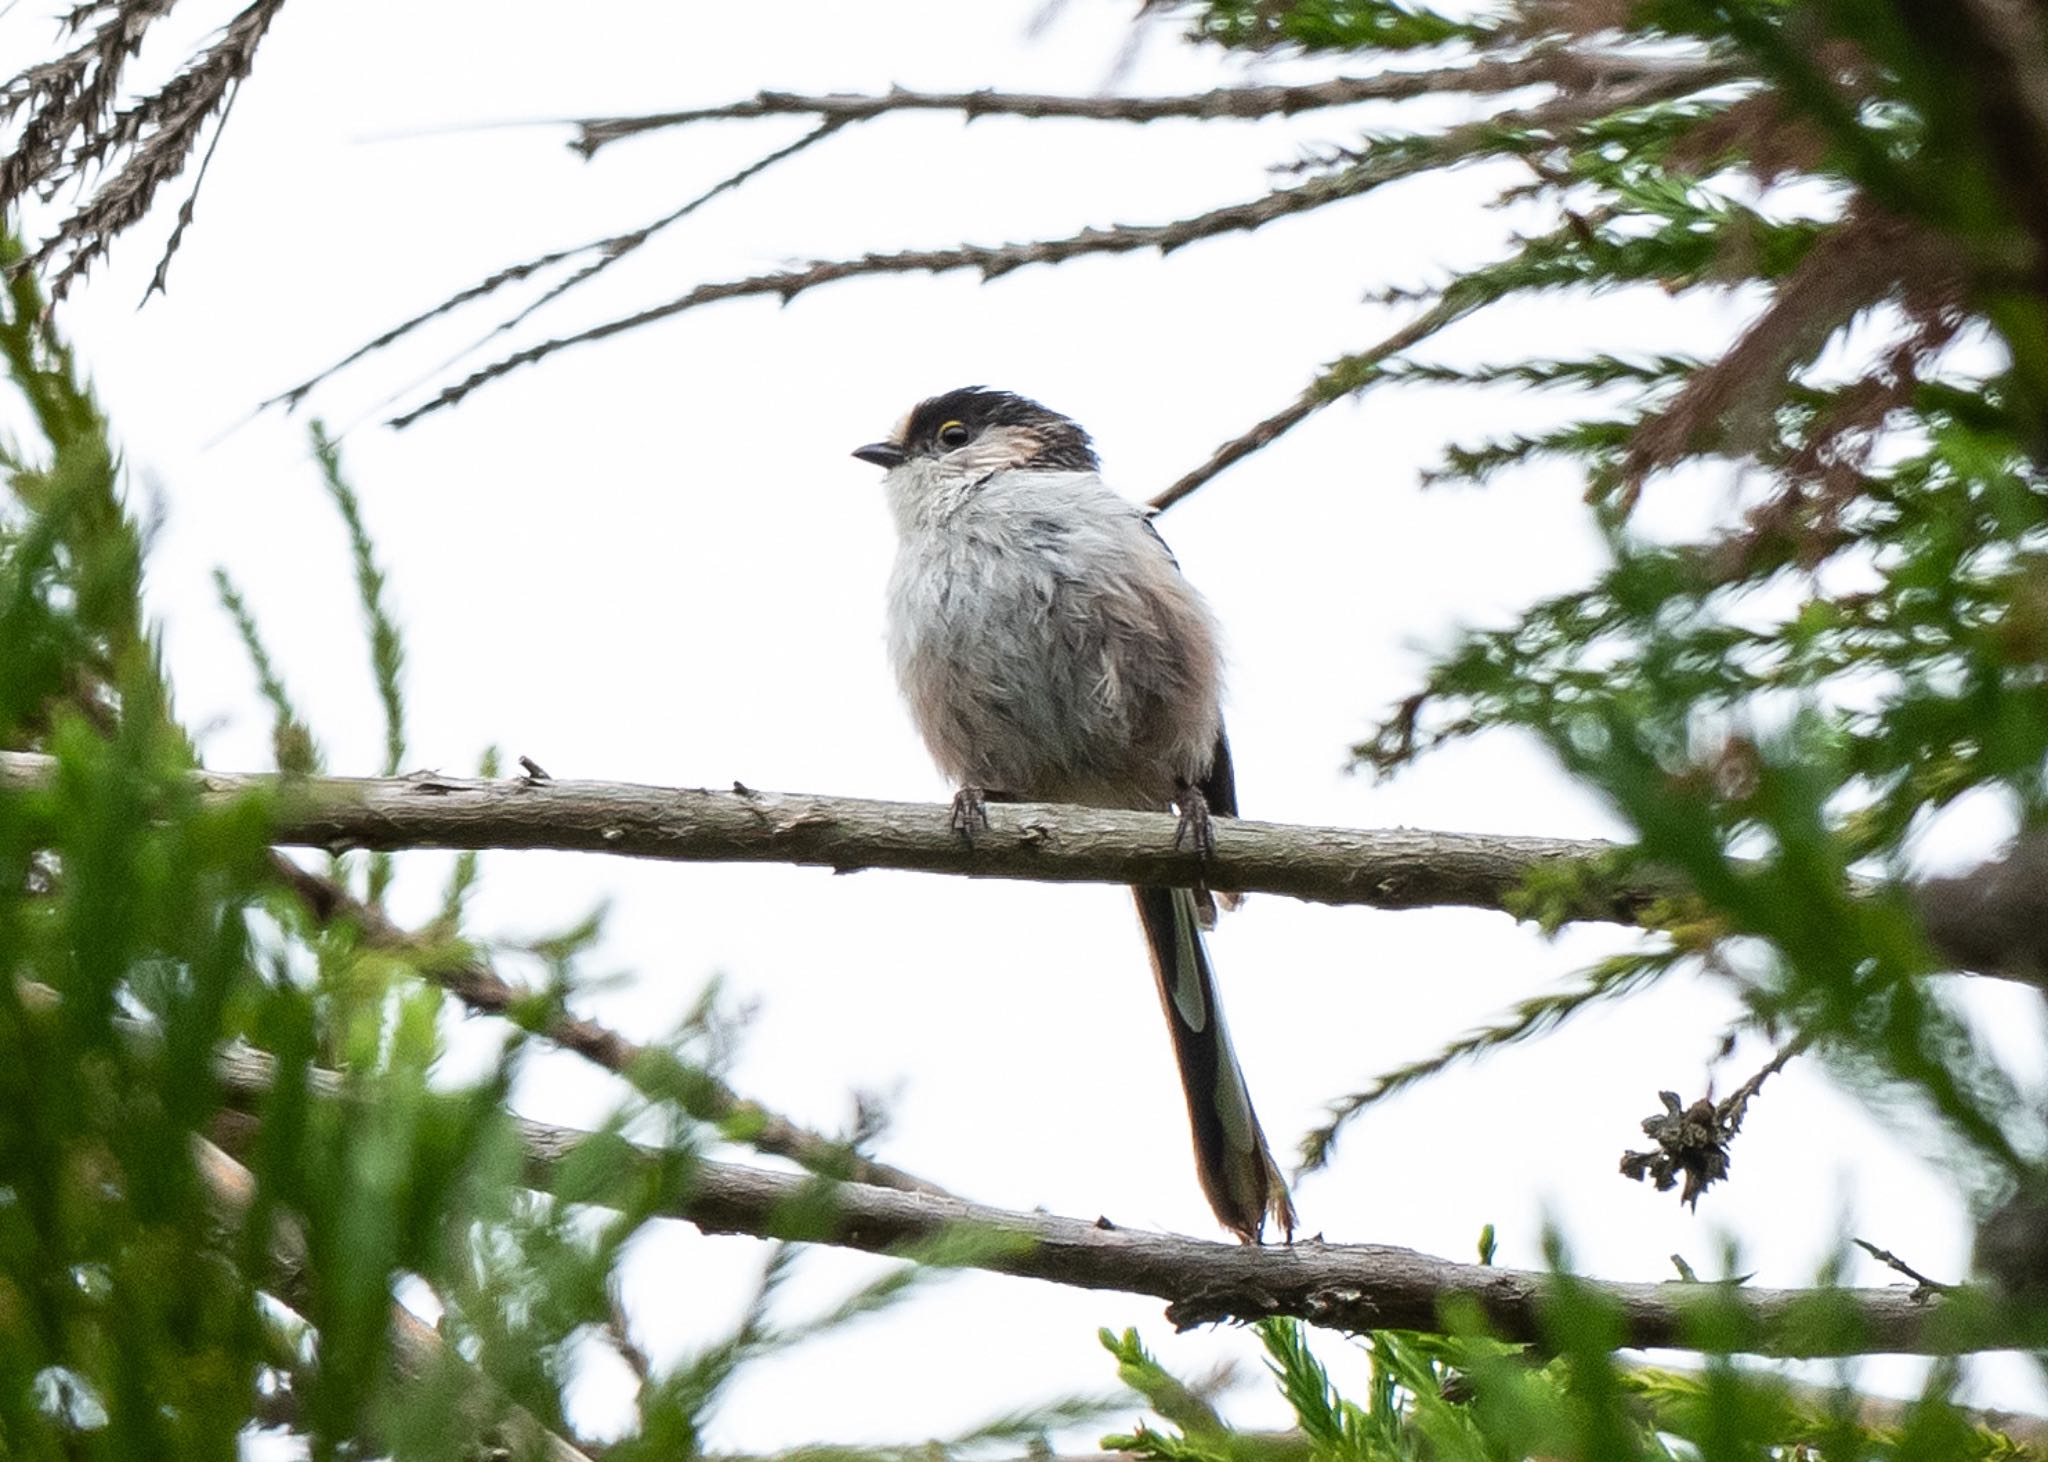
[{"left": 855, "top": 386, "right": 1294, "bottom": 1242}]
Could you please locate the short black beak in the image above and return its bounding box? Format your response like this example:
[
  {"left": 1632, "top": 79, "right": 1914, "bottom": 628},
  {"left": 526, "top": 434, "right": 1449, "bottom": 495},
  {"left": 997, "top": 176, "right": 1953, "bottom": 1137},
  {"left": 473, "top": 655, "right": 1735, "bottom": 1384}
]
[{"left": 853, "top": 442, "right": 907, "bottom": 469}]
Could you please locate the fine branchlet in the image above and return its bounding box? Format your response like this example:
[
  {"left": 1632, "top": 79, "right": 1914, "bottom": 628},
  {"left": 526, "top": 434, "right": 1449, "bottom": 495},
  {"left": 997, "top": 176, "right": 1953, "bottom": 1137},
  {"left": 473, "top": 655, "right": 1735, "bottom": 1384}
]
[
  {"left": 564, "top": 54, "right": 1736, "bottom": 153},
  {"left": 374, "top": 155, "right": 1404, "bottom": 429}
]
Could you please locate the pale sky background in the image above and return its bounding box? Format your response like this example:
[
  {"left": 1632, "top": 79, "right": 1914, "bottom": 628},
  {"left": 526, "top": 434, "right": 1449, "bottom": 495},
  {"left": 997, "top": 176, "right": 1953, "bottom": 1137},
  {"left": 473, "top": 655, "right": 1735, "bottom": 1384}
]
[{"left": 6, "top": 0, "right": 2045, "bottom": 1449}]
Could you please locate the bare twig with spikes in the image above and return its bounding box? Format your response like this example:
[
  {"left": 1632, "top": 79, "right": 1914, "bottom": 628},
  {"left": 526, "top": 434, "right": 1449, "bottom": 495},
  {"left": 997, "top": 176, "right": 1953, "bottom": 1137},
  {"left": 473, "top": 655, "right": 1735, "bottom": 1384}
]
[
  {"left": 566, "top": 52, "right": 1731, "bottom": 154},
  {"left": 264, "top": 116, "right": 848, "bottom": 414}
]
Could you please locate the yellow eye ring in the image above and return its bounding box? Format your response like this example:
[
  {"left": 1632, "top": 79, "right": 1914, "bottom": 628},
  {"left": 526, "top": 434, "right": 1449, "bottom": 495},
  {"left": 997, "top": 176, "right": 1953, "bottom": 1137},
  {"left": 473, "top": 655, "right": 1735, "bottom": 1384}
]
[{"left": 937, "top": 420, "right": 970, "bottom": 448}]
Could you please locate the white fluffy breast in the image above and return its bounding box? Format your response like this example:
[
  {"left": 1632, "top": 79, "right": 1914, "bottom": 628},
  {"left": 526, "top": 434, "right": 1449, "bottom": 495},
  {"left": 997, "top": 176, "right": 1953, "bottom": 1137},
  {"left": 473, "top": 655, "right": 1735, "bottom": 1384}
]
[{"left": 883, "top": 468, "right": 1223, "bottom": 808}]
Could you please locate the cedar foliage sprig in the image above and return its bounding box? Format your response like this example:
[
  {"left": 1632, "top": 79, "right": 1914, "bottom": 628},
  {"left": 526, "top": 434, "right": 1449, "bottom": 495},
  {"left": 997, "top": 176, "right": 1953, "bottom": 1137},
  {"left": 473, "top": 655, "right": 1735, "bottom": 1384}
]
[
  {"left": 0, "top": 245, "right": 977, "bottom": 1458},
  {"left": 1141, "top": 1, "right": 2048, "bottom": 1197}
]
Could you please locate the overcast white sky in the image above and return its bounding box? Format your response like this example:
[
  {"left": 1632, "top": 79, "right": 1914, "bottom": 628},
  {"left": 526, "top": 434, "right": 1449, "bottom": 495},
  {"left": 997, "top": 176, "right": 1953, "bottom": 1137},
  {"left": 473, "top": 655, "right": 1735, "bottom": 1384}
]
[{"left": 8, "top": 0, "right": 2046, "bottom": 1448}]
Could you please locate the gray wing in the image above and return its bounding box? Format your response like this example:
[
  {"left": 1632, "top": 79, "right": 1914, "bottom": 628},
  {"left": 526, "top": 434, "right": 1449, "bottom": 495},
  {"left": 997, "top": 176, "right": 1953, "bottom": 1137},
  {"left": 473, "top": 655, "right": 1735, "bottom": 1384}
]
[{"left": 1142, "top": 515, "right": 1238, "bottom": 817}]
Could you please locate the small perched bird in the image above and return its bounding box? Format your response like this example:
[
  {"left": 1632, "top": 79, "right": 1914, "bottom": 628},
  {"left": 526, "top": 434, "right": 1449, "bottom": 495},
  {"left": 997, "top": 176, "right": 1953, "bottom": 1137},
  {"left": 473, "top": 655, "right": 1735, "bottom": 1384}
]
[{"left": 854, "top": 387, "right": 1296, "bottom": 1243}]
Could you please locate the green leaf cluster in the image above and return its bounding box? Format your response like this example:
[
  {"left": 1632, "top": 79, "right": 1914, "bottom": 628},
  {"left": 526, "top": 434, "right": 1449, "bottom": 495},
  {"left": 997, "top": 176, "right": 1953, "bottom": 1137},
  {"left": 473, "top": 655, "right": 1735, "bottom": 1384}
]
[
  {"left": 1159, "top": 0, "right": 2048, "bottom": 1204},
  {"left": 1106, "top": 1308, "right": 2043, "bottom": 1462},
  {"left": 0, "top": 241, "right": 954, "bottom": 1459}
]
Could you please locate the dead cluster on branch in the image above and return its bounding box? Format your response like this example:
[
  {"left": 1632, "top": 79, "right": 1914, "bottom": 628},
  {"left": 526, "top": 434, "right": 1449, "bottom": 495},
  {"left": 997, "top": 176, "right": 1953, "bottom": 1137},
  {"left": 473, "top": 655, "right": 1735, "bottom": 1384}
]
[{"left": 1619, "top": 1039, "right": 1807, "bottom": 1209}]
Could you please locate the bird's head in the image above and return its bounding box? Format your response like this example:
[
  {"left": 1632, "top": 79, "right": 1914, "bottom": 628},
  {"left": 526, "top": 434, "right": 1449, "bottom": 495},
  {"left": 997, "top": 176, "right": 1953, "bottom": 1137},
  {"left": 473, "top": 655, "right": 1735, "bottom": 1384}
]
[{"left": 853, "top": 388, "right": 1099, "bottom": 491}]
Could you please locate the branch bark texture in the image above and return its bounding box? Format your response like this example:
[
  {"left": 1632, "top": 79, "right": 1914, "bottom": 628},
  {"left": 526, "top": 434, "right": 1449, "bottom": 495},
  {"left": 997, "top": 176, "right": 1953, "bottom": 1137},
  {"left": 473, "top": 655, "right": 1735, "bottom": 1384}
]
[
  {"left": 650, "top": 1159, "right": 2000, "bottom": 1355},
  {"left": 6, "top": 753, "right": 2039, "bottom": 978},
  {"left": 0, "top": 751, "right": 1661, "bottom": 923}
]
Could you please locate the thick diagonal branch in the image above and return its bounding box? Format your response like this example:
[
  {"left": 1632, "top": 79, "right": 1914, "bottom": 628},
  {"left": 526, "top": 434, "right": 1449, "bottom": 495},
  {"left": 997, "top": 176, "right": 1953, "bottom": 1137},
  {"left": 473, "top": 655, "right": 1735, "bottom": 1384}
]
[{"left": 202, "top": 1043, "right": 2019, "bottom": 1358}]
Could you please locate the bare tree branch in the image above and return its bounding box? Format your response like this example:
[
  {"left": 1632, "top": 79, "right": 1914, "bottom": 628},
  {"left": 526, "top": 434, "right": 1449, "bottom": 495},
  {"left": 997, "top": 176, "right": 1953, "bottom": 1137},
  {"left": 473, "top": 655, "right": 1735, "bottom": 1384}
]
[
  {"left": 0, "top": 750, "right": 1675, "bottom": 924},
  {"left": 386, "top": 63, "right": 1734, "bottom": 431},
  {"left": 199, "top": 1043, "right": 2021, "bottom": 1358},
  {"left": 263, "top": 117, "right": 848, "bottom": 414},
  {"left": 13, "top": 753, "right": 2043, "bottom": 982},
  {"left": 566, "top": 53, "right": 1730, "bottom": 153},
  {"left": 379, "top": 159, "right": 1395, "bottom": 428},
  {"left": 264, "top": 852, "right": 953, "bottom": 1197},
  {"left": 181, "top": 38, "right": 1735, "bottom": 436}
]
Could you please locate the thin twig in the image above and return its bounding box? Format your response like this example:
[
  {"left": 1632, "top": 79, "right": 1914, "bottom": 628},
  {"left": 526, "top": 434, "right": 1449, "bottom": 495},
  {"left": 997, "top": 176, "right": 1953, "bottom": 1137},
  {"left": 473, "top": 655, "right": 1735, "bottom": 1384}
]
[
  {"left": 264, "top": 117, "right": 848, "bottom": 414},
  {"left": 1853, "top": 1239, "right": 1955, "bottom": 1296},
  {"left": 382, "top": 159, "right": 1391, "bottom": 428},
  {"left": 1719, "top": 1034, "right": 1809, "bottom": 1130},
  {"left": 264, "top": 851, "right": 954, "bottom": 1198},
  {"left": 1150, "top": 292, "right": 1469, "bottom": 514},
  {"left": 142, "top": 73, "right": 241, "bottom": 302}
]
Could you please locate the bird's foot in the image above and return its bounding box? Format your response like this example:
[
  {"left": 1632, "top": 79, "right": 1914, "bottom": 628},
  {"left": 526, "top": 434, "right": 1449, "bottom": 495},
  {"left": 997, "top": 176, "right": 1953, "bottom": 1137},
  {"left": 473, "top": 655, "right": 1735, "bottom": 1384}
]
[
  {"left": 1174, "top": 782, "right": 1216, "bottom": 858},
  {"left": 951, "top": 785, "right": 993, "bottom": 844}
]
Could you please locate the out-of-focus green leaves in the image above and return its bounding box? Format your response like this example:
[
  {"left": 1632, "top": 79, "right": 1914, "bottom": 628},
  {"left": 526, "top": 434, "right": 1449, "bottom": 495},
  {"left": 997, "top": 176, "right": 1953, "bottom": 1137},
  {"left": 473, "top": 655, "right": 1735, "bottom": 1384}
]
[
  {"left": 0, "top": 232, "right": 278, "bottom": 1460},
  {"left": 0, "top": 236, "right": 853, "bottom": 1457},
  {"left": 1168, "top": 0, "right": 2048, "bottom": 1216},
  {"left": 310, "top": 421, "right": 408, "bottom": 906},
  {"left": 1184, "top": 0, "right": 1486, "bottom": 51},
  {"left": 1107, "top": 1305, "right": 2048, "bottom": 1462},
  {"left": 1159, "top": 0, "right": 2048, "bottom": 1445}
]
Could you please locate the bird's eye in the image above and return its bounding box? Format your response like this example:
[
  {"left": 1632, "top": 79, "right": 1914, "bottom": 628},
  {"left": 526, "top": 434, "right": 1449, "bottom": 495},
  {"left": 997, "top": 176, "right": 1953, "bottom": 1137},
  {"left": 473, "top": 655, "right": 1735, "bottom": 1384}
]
[{"left": 937, "top": 421, "right": 971, "bottom": 449}]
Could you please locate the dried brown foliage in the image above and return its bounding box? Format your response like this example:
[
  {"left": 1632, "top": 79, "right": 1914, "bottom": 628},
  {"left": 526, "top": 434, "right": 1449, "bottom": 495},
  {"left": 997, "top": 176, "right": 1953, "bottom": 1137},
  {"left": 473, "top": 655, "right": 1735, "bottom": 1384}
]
[
  {"left": 1, "top": 0, "right": 288, "bottom": 300},
  {"left": 1619, "top": 207, "right": 1962, "bottom": 510}
]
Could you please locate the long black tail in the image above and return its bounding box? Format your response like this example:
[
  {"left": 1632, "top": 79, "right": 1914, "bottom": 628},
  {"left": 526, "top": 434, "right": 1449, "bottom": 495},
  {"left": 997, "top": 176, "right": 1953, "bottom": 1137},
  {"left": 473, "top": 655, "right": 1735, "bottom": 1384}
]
[{"left": 1131, "top": 885, "right": 1295, "bottom": 1242}]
